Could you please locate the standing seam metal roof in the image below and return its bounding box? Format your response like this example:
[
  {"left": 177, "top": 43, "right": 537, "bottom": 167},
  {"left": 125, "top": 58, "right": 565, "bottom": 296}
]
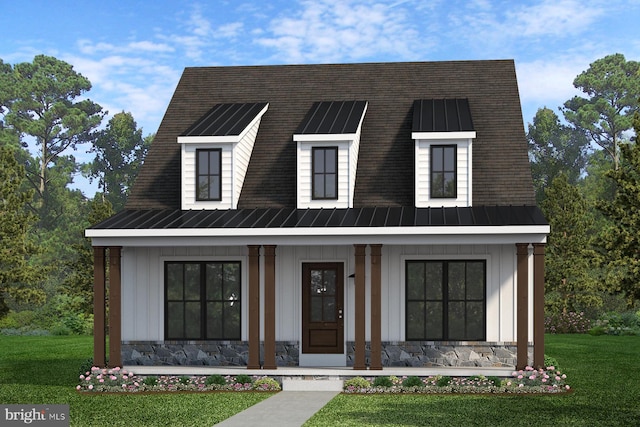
[
  {"left": 181, "top": 102, "right": 268, "bottom": 137},
  {"left": 295, "top": 100, "right": 368, "bottom": 135},
  {"left": 91, "top": 206, "right": 547, "bottom": 230}
]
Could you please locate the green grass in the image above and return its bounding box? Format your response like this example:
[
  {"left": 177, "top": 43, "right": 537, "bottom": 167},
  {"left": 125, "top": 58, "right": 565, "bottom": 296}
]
[
  {"left": 305, "top": 335, "right": 640, "bottom": 426},
  {"left": 2, "top": 335, "right": 639, "bottom": 426},
  {"left": 0, "top": 336, "right": 274, "bottom": 426}
]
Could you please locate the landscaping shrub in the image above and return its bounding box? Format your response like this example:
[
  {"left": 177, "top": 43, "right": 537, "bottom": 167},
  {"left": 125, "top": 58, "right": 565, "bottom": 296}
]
[
  {"left": 253, "top": 377, "right": 280, "bottom": 390},
  {"left": 544, "top": 354, "right": 560, "bottom": 371},
  {"left": 589, "top": 311, "right": 640, "bottom": 336},
  {"left": 487, "top": 376, "right": 503, "bottom": 386},
  {"left": 234, "top": 374, "right": 253, "bottom": 385},
  {"left": 545, "top": 311, "right": 591, "bottom": 333},
  {"left": 205, "top": 374, "right": 227, "bottom": 386},
  {"left": 402, "top": 376, "right": 424, "bottom": 388},
  {"left": 143, "top": 376, "right": 158, "bottom": 386},
  {"left": 372, "top": 376, "right": 393, "bottom": 387},
  {"left": 344, "top": 377, "right": 371, "bottom": 390},
  {"left": 436, "top": 376, "right": 451, "bottom": 387}
]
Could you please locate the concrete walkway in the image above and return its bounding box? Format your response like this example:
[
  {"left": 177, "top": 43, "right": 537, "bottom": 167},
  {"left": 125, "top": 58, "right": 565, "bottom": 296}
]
[{"left": 215, "top": 391, "right": 340, "bottom": 426}]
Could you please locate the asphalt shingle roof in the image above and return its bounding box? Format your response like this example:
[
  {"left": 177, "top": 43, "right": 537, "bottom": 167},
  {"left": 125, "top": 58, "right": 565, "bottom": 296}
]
[{"left": 126, "top": 60, "right": 535, "bottom": 210}]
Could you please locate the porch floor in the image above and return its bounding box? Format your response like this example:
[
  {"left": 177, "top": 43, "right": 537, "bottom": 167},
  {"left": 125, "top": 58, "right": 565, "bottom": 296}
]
[{"left": 124, "top": 365, "right": 515, "bottom": 378}]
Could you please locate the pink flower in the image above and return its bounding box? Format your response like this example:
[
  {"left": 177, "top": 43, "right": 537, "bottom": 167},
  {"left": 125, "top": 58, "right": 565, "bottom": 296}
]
[
  {"left": 542, "top": 378, "right": 547, "bottom": 383},
  {"left": 88, "top": 384, "right": 94, "bottom": 390},
  {"left": 565, "top": 385, "right": 570, "bottom": 390},
  {"left": 518, "top": 384, "right": 524, "bottom": 388},
  {"left": 122, "top": 375, "right": 128, "bottom": 380},
  {"left": 547, "top": 366, "right": 555, "bottom": 371},
  {"left": 85, "top": 377, "right": 91, "bottom": 381},
  {"left": 79, "top": 375, "right": 85, "bottom": 380},
  {"left": 76, "top": 385, "right": 81, "bottom": 390},
  {"left": 562, "top": 374, "right": 567, "bottom": 379},
  {"left": 517, "top": 375, "right": 523, "bottom": 379},
  {"left": 110, "top": 376, "right": 117, "bottom": 381},
  {"left": 529, "top": 375, "right": 536, "bottom": 380},
  {"left": 99, "top": 379, "right": 104, "bottom": 383}
]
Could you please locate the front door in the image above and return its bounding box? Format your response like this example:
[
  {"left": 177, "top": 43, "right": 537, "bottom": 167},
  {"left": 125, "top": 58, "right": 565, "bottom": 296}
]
[{"left": 302, "top": 263, "right": 344, "bottom": 354}]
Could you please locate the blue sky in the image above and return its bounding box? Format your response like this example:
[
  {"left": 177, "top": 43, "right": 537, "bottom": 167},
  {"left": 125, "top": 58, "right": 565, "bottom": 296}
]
[{"left": 1, "top": 0, "right": 639, "bottom": 195}]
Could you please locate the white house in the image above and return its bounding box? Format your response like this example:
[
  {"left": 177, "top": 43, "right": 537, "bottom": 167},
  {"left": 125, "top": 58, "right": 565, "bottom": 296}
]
[{"left": 86, "top": 60, "right": 549, "bottom": 370}]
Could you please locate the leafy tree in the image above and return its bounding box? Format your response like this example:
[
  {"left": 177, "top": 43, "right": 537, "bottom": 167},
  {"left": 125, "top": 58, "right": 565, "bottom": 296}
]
[
  {"left": 528, "top": 107, "right": 590, "bottom": 203},
  {"left": 2, "top": 55, "right": 104, "bottom": 207},
  {"left": 542, "top": 174, "right": 601, "bottom": 314},
  {"left": 86, "top": 112, "right": 152, "bottom": 211},
  {"left": 0, "top": 146, "right": 44, "bottom": 318},
  {"left": 563, "top": 53, "right": 640, "bottom": 170},
  {"left": 62, "top": 196, "right": 114, "bottom": 315},
  {"left": 597, "top": 112, "right": 640, "bottom": 307}
]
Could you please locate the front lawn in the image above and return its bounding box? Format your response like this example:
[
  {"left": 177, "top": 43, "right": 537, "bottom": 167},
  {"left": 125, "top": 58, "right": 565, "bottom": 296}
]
[
  {"left": 0, "top": 336, "right": 273, "bottom": 426},
  {"left": 1, "top": 335, "right": 638, "bottom": 426},
  {"left": 305, "top": 334, "right": 640, "bottom": 426}
]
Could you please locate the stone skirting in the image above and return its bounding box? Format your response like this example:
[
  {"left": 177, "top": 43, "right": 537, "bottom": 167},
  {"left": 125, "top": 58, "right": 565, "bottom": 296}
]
[
  {"left": 122, "top": 341, "right": 300, "bottom": 366},
  {"left": 346, "top": 341, "right": 531, "bottom": 368},
  {"left": 122, "top": 340, "right": 529, "bottom": 368}
]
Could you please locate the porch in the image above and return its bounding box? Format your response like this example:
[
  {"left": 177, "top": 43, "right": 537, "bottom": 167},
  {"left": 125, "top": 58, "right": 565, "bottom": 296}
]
[{"left": 93, "top": 241, "right": 545, "bottom": 371}]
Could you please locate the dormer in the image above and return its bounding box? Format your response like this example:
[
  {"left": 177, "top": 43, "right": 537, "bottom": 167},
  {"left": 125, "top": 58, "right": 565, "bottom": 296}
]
[
  {"left": 294, "top": 101, "right": 368, "bottom": 209},
  {"left": 177, "top": 102, "right": 268, "bottom": 210},
  {"left": 412, "top": 99, "right": 476, "bottom": 208}
]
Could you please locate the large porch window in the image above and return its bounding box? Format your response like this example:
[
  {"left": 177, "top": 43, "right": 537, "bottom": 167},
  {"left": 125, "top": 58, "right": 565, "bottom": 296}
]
[
  {"left": 406, "top": 260, "right": 485, "bottom": 341},
  {"left": 165, "top": 261, "right": 241, "bottom": 340}
]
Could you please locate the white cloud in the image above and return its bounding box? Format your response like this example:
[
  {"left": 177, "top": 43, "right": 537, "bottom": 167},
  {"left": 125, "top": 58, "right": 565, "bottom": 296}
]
[
  {"left": 448, "top": 0, "right": 607, "bottom": 56},
  {"left": 255, "top": 0, "right": 427, "bottom": 63},
  {"left": 507, "top": 0, "right": 604, "bottom": 37},
  {"left": 216, "top": 22, "right": 244, "bottom": 39}
]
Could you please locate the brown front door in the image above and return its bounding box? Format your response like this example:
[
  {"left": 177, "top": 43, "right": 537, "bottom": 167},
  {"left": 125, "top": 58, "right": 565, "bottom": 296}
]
[{"left": 302, "top": 263, "right": 344, "bottom": 354}]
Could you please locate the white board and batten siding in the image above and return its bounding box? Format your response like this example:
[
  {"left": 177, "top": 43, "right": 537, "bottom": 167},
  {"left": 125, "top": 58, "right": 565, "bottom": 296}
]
[
  {"left": 296, "top": 140, "right": 354, "bottom": 209},
  {"left": 414, "top": 138, "right": 473, "bottom": 208},
  {"left": 179, "top": 114, "right": 265, "bottom": 210},
  {"left": 120, "top": 243, "right": 530, "bottom": 345}
]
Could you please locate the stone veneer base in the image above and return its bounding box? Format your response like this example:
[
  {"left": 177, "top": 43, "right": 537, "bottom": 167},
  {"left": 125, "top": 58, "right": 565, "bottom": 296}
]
[{"left": 122, "top": 340, "right": 530, "bottom": 368}]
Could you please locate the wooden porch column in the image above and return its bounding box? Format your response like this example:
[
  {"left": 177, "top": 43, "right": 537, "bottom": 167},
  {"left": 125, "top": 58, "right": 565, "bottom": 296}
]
[
  {"left": 263, "top": 245, "right": 277, "bottom": 369},
  {"left": 93, "top": 247, "right": 106, "bottom": 367},
  {"left": 370, "top": 244, "right": 382, "bottom": 370},
  {"left": 516, "top": 243, "right": 529, "bottom": 370},
  {"left": 247, "top": 245, "right": 261, "bottom": 369},
  {"left": 533, "top": 243, "right": 545, "bottom": 368},
  {"left": 108, "top": 247, "right": 122, "bottom": 368},
  {"left": 353, "top": 244, "right": 366, "bottom": 370}
]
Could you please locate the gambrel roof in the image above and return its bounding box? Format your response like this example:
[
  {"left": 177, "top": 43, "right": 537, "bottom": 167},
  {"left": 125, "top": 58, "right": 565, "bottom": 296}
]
[{"left": 126, "top": 60, "right": 535, "bottom": 210}]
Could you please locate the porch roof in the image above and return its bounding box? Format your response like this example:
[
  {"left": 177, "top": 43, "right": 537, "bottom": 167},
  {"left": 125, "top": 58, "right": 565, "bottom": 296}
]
[{"left": 89, "top": 205, "right": 547, "bottom": 231}]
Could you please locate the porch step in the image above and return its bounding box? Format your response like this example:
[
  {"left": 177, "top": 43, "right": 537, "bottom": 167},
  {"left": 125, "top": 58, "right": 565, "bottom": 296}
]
[{"left": 282, "top": 377, "right": 344, "bottom": 391}]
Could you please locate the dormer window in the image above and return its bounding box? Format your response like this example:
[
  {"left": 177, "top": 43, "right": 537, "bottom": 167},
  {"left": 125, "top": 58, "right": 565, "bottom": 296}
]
[
  {"left": 430, "top": 145, "right": 457, "bottom": 198},
  {"left": 294, "top": 101, "right": 368, "bottom": 209},
  {"left": 312, "top": 147, "right": 338, "bottom": 200},
  {"left": 178, "top": 103, "right": 268, "bottom": 210},
  {"left": 196, "top": 149, "right": 222, "bottom": 201},
  {"left": 412, "top": 99, "right": 475, "bottom": 208}
]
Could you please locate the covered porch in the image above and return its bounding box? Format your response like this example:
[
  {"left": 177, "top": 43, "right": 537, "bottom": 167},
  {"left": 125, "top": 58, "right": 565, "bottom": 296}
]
[{"left": 92, "top": 240, "right": 546, "bottom": 372}]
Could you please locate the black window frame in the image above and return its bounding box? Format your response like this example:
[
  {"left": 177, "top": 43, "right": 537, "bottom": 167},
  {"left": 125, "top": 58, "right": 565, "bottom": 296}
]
[
  {"left": 430, "top": 145, "right": 457, "bottom": 199},
  {"left": 312, "top": 146, "right": 338, "bottom": 200},
  {"left": 165, "top": 261, "right": 241, "bottom": 341},
  {"left": 405, "top": 260, "right": 486, "bottom": 341},
  {"left": 196, "top": 148, "right": 222, "bottom": 201}
]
